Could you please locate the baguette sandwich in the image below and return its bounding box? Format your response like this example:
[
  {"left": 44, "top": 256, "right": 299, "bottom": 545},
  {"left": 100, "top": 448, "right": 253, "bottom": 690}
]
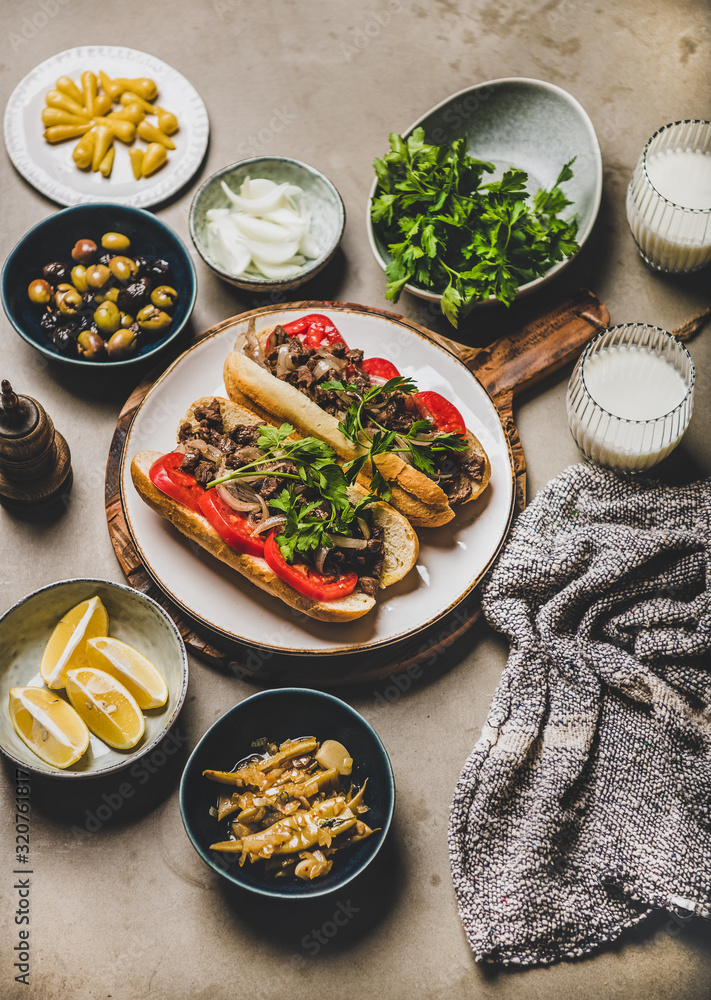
[
  {"left": 223, "top": 313, "right": 490, "bottom": 527},
  {"left": 130, "top": 395, "right": 418, "bottom": 622}
]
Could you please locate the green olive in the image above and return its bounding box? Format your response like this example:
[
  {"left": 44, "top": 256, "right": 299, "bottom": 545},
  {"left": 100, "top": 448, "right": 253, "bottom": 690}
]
[
  {"left": 108, "top": 255, "right": 137, "bottom": 283},
  {"left": 94, "top": 286, "right": 119, "bottom": 305},
  {"left": 101, "top": 232, "right": 131, "bottom": 252},
  {"left": 57, "top": 287, "right": 83, "bottom": 314},
  {"left": 28, "top": 279, "right": 53, "bottom": 304},
  {"left": 107, "top": 328, "right": 139, "bottom": 360},
  {"left": 77, "top": 329, "right": 106, "bottom": 360},
  {"left": 71, "top": 265, "right": 89, "bottom": 293},
  {"left": 85, "top": 264, "right": 111, "bottom": 290},
  {"left": 150, "top": 284, "right": 178, "bottom": 310},
  {"left": 119, "top": 311, "right": 135, "bottom": 328},
  {"left": 94, "top": 300, "right": 121, "bottom": 336},
  {"left": 137, "top": 306, "right": 172, "bottom": 334}
]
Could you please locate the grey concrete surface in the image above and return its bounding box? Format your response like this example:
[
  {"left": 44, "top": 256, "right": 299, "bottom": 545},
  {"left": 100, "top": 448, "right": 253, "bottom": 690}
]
[{"left": 1, "top": 1, "right": 710, "bottom": 997}]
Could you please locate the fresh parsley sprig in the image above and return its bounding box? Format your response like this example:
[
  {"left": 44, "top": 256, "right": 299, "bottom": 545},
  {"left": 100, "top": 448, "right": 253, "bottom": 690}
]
[
  {"left": 371, "top": 128, "right": 580, "bottom": 327},
  {"left": 206, "top": 424, "right": 378, "bottom": 566},
  {"left": 321, "top": 378, "right": 467, "bottom": 499}
]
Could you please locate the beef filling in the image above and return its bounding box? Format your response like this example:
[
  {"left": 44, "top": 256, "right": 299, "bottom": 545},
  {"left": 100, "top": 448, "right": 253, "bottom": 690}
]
[{"left": 178, "top": 409, "right": 383, "bottom": 592}]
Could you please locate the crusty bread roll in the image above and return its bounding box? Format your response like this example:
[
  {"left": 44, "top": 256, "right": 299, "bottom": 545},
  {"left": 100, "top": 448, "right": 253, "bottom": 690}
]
[
  {"left": 130, "top": 397, "right": 418, "bottom": 623},
  {"left": 223, "top": 325, "right": 491, "bottom": 528}
]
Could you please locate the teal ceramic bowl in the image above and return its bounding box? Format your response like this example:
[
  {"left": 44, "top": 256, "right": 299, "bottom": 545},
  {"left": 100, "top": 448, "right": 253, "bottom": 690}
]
[
  {"left": 180, "top": 689, "right": 395, "bottom": 899},
  {"left": 189, "top": 156, "right": 345, "bottom": 291},
  {"left": 367, "top": 77, "right": 603, "bottom": 307},
  {"left": 0, "top": 578, "right": 188, "bottom": 778},
  {"left": 1, "top": 203, "right": 197, "bottom": 370}
]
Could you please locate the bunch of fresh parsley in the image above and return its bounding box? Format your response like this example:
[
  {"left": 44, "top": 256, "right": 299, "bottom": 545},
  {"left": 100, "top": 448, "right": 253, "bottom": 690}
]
[
  {"left": 207, "top": 424, "right": 378, "bottom": 566},
  {"left": 321, "top": 375, "right": 468, "bottom": 499},
  {"left": 371, "top": 128, "right": 580, "bottom": 327}
]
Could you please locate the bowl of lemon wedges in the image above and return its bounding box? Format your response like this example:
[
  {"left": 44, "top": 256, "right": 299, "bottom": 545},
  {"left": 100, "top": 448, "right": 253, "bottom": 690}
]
[{"left": 0, "top": 578, "right": 188, "bottom": 777}]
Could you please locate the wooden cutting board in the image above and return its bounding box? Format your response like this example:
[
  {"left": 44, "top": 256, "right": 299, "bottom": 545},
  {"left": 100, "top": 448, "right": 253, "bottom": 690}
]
[{"left": 105, "top": 288, "right": 609, "bottom": 686}]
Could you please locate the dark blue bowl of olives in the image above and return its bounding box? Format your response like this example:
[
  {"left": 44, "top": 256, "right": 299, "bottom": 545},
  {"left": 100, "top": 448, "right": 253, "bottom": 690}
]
[{"left": 1, "top": 203, "right": 197, "bottom": 369}]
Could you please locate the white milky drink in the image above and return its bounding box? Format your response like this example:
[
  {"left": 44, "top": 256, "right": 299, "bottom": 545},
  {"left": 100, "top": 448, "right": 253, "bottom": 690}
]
[
  {"left": 567, "top": 325, "right": 694, "bottom": 473},
  {"left": 626, "top": 121, "right": 711, "bottom": 273}
]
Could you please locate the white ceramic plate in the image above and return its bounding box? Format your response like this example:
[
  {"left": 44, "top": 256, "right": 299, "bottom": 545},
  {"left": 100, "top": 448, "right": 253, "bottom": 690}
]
[
  {"left": 4, "top": 46, "right": 209, "bottom": 208},
  {"left": 119, "top": 305, "right": 515, "bottom": 655}
]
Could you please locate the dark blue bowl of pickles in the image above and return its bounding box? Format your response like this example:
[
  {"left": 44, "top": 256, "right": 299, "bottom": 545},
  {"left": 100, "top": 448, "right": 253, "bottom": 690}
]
[
  {"left": 1, "top": 203, "right": 197, "bottom": 370},
  {"left": 179, "top": 688, "right": 395, "bottom": 899}
]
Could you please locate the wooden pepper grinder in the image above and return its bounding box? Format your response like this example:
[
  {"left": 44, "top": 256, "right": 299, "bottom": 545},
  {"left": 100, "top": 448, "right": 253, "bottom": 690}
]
[{"left": 0, "top": 380, "right": 72, "bottom": 512}]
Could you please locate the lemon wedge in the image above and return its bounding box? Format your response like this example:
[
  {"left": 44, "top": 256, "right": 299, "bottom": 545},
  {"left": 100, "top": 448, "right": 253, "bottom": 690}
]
[
  {"left": 40, "top": 596, "right": 109, "bottom": 690},
  {"left": 9, "top": 686, "right": 90, "bottom": 769},
  {"left": 86, "top": 637, "right": 168, "bottom": 710},
  {"left": 65, "top": 667, "right": 145, "bottom": 750}
]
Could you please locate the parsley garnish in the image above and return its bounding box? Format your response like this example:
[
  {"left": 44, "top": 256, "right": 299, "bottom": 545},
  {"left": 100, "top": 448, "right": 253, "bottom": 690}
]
[
  {"left": 206, "top": 425, "right": 378, "bottom": 566},
  {"left": 371, "top": 128, "right": 579, "bottom": 327},
  {"left": 321, "top": 378, "right": 467, "bottom": 499}
]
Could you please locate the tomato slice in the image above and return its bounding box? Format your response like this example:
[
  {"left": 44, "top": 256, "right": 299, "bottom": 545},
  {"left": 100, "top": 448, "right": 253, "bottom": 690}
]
[
  {"left": 198, "top": 490, "right": 266, "bottom": 557},
  {"left": 413, "top": 391, "right": 467, "bottom": 435},
  {"left": 149, "top": 453, "right": 205, "bottom": 514},
  {"left": 281, "top": 314, "right": 349, "bottom": 350},
  {"left": 264, "top": 532, "right": 358, "bottom": 602},
  {"left": 360, "top": 357, "right": 401, "bottom": 385}
]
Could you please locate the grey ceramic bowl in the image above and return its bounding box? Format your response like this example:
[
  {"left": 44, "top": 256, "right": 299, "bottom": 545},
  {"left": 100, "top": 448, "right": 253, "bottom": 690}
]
[
  {"left": 0, "top": 578, "right": 188, "bottom": 778},
  {"left": 189, "top": 157, "right": 345, "bottom": 291},
  {"left": 367, "top": 77, "right": 603, "bottom": 308}
]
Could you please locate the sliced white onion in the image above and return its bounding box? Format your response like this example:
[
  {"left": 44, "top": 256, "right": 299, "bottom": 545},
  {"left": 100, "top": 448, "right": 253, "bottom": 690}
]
[
  {"left": 190, "top": 439, "right": 223, "bottom": 463},
  {"left": 276, "top": 343, "right": 298, "bottom": 376},
  {"left": 357, "top": 518, "right": 371, "bottom": 540},
  {"left": 253, "top": 259, "right": 304, "bottom": 280},
  {"left": 299, "top": 232, "right": 320, "bottom": 258},
  {"left": 221, "top": 179, "right": 291, "bottom": 214},
  {"left": 207, "top": 221, "right": 251, "bottom": 276},
  {"left": 250, "top": 514, "right": 287, "bottom": 537},
  {"left": 216, "top": 483, "right": 262, "bottom": 512},
  {"left": 327, "top": 534, "right": 369, "bottom": 549},
  {"left": 315, "top": 545, "right": 329, "bottom": 575},
  {"left": 315, "top": 348, "right": 347, "bottom": 370},
  {"left": 247, "top": 239, "right": 301, "bottom": 265},
  {"left": 241, "top": 176, "right": 276, "bottom": 199},
  {"left": 206, "top": 208, "right": 231, "bottom": 222},
  {"left": 312, "top": 358, "right": 336, "bottom": 382}
]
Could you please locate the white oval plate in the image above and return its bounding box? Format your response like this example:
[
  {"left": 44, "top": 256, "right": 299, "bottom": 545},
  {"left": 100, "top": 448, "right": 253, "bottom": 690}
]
[
  {"left": 119, "top": 305, "right": 515, "bottom": 656},
  {"left": 4, "top": 46, "right": 209, "bottom": 208}
]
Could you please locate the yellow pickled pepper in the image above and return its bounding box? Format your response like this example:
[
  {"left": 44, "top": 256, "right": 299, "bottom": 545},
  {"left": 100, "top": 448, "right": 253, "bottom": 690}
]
[
  {"left": 142, "top": 142, "right": 167, "bottom": 176},
  {"left": 99, "top": 70, "right": 121, "bottom": 102},
  {"left": 73, "top": 128, "right": 97, "bottom": 170},
  {"left": 41, "top": 108, "right": 90, "bottom": 128},
  {"left": 136, "top": 120, "right": 175, "bottom": 150},
  {"left": 92, "top": 93, "right": 113, "bottom": 118},
  {"left": 113, "top": 77, "right": 157, "bottom": 101},
  {"left": 155, "top": 107, "right": 179, "bottom": 135},
  {"left": 43, "top": 123, "right": 93, "bottom": 143},
  {"left": 109, "top": 103, "right": 145, "bottom": 126},
  {"left": 56, "top": 75, "right": 85, "bottom": 105},
  {"left": 92, "top": 116, "right": 136, "bottom": 144},
  {"left": 81, "top": 71, "right": 97, "bottom": 117},
  {"left": 91, "top": 126, "right": 113, "bottom": 172},
  {"left": 128, "top": 147, "right": 144, "bottom": 180},
  {"left": 119, "top": 91, "right": 155, "bottom": 115},
  {"left": 99, "top": 146, "right": 115, "bottom": 178},
  {"left": 45, "top": 90, "right": 87, "bottom": 118}
]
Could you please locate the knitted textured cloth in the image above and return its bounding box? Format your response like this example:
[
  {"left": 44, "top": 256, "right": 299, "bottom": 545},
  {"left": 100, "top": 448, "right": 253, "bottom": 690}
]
[{"left": 449, "top": 464, "right": 711, "bottom": 966}]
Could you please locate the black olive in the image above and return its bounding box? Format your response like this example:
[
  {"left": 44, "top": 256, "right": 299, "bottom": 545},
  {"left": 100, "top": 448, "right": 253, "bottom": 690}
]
[
  {"left": 81, "top": 292, "right": 97, "bottom": 311},
  {"left": 116, "top": 277, "right": 151, "bottom": 312},
  {"left": 76, "top": 313, "right": 93, "bottom": 333},
  {"left": 52, "top": 326, "right": 76, "bottom": 355},
  {"left": 133, "top": 256, "right": 149, "bottom": 277},
  {"left": 40, "top": 310, "right": 59, "bottom": 332},
  {"left": 97, "top": 252, "right": 113, "bottom": 267},
  {"left": 146, "top": 258, "right": 171, "bottom": 281},
  {"left": 42, "top": 262, "right": 70, "bottom": 284}
]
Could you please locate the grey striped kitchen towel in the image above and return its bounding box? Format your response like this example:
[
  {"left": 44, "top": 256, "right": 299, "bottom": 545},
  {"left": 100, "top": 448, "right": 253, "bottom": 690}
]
[{"left": 449, "top": 463, "right": 711, "bottom": 965}]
